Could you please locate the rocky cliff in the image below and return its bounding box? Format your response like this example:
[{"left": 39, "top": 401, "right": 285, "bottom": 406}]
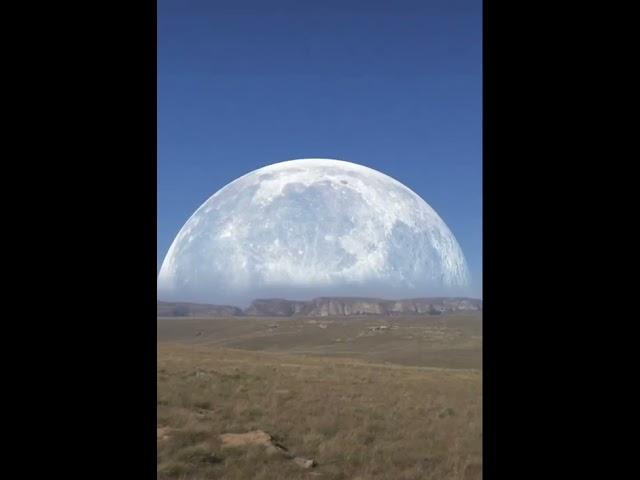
[
  {"left": 243, "top": 298, "right": 308, "bottom": 317},
  {"left": 244, "top": 297, "right": 482, "bottom": 317},
  {"left": 158, "top": 297, "right": 481, "bottom": 317}
]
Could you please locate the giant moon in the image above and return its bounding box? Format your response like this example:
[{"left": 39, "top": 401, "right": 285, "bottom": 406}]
[{"left": 158, "top": 159, "right": 470, "bottom": 304}]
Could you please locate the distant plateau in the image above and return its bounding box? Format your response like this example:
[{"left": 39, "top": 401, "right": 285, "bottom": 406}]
[{"left": 157, "top": 296, "right": 482, "bottom": 318}]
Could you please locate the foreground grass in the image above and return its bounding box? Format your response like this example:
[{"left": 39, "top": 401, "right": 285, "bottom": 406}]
[{"left": 157, "top": 344, "right": 482, "bottom": 480}]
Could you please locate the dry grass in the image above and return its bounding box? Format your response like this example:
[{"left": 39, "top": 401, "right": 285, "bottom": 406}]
[
  {"left": 157, "top": 313, "right": 482, "bottom": 370},
  {"left": 157, "top": 342, "right": 482, "bottom": 480}
]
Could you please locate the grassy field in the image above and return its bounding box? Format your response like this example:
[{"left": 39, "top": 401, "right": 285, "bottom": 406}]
[{"left": 157, "top": 314, "right": 482, "bottom": 480}]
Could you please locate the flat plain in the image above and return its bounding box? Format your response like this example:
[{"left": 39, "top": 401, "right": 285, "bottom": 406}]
[{"left": 157, "top": 313, "right": 482, "bottom": 480}]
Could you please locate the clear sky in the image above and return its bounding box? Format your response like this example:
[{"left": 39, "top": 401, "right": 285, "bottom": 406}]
[{"left": 158, "top": 0, "right": 482, "bottom": 298}]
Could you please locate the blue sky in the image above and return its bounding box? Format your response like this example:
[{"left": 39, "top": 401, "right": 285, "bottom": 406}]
[{"left": 158, "top": 0, "right": 482, "bottom": 297}]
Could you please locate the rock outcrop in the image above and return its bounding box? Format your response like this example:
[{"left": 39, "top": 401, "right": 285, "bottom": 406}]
[{"left": 220, "top": 430, "right": 316, "bottom": 469}]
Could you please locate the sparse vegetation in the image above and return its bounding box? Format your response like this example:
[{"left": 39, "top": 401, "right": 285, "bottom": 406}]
[{"left": 158, "top": 313, "right": 482, "bottom": 479}]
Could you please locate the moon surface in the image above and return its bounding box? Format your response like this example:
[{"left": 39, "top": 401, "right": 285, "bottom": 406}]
[{"left": 158, "top": 159, "right": 470, "bottom": 303}]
